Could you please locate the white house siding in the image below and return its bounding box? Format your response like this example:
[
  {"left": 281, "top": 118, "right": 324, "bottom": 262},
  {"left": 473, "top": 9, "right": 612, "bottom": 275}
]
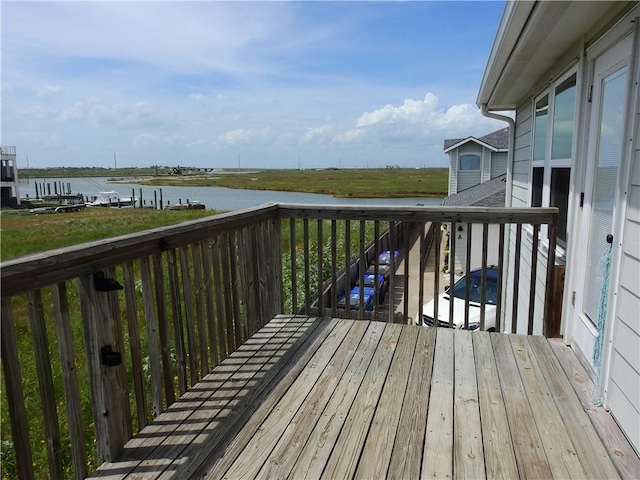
[
  {"left": 491, "top": 152, "right": 508, "bottom": 179},
  {"left": 482, "top": 147, "right": 492, "bottom": 183},
  {"left": 510, "top": 102, "right": 534, "bottom": 207},
  {"left": 607, "top": 92, "right": 640, "bottom": 452},
  {"left": 448, "top": 150, "right": 458, "bottom": 196}
]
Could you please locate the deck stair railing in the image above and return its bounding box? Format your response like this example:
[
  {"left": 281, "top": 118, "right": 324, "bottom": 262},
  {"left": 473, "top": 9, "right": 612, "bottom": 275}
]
[{"left": 0, "top": 203, "right": 557, "bottom": 480}]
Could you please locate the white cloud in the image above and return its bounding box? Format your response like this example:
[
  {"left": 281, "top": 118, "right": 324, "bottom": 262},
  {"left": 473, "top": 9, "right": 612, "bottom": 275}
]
[
  {"left": 36, "top": 85, "right": 63, "bottom": 97},
  {"left": 301, "top": 125, "right": 333, "bottom": 144},
  {"left": 218, "top": 128, "right": 272, "bottom": 146},
  {"left": 57, "top": 101, "right": 172, "bottom": 130},
  {"left": 333, "top": 128, "right": 368, "bottom": 144},
  {"left": 189, "top": 93, "right": 206, "bottom": 102}
]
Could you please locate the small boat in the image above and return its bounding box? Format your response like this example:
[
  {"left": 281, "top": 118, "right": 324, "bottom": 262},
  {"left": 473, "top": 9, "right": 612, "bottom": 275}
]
[
  {"left": 86, "top": 191, "right": 136, "bottom": 208},
  {"left": 164, "top": 200, "right": 206, "bottom": 211}
]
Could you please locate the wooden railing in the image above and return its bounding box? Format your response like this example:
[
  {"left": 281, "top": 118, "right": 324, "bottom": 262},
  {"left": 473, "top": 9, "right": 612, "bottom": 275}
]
[{"left": 0, "top": 203, "right": 557, "bottom": 480}]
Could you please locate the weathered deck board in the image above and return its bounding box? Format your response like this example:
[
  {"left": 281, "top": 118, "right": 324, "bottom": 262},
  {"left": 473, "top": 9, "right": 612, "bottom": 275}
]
[{"left": 89, "top": 316, "right": 637, "bottom": 479}]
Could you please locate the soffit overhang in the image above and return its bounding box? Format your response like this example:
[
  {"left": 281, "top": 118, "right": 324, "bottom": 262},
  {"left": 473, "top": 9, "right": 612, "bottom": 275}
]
[{"left": 477, "top": 1, "right": 635, "bottom": 111}]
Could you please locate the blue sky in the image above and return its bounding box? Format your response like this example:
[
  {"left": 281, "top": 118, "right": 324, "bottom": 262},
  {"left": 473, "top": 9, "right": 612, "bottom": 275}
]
[{"left": 2, "top": 1, "right": 508, "bottom": 170}]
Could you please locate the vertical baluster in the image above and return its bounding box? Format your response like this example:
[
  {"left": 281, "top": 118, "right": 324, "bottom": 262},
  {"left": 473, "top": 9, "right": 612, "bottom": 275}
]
[
  {"left": 166, "top": 250, "right": 187, "bottom": 394},
  {"left": 359, "top": 220, "right": 366, "bottom": 318},
  {"left": 123, "top": 262, "right": 149, "bottom": 427},
  {"left": 27, "top": 289, "right": 63, "bottom": 479},
  {"left": 449, "top": 221, "right": 457, "bottom": 328},
  {"left": 179, "top": 246, "right": 199, "bottom": 386},
  {"left": 317, "top": 219, "right": 324, "bottom": 315},
  {"left": 480, "top": 223, "right": 489, "bottom": 331},
  {"left": 201, "top": 240, "right": 219, "bottom": 367},
  {"left": 1, "top": 297, "right": 35, "bottom": 480},
  {"left": 191, "top": 242, "right": 209, "bottom": 375},
  {"left": 210, "top": 238, "right": 228, "bottom": 360},
  {"left": 511, "top": 224, "right": 523, "bottom": 333},
  {"left": 403, "top": 221, "right": 410, "bottom": 323},
  {"left": 140, "top": 257, "right": 164, "bottom": 417},
  {"left": 303, "top": 218, "right": 311, "bottom": 314},
  {"left": 331, "top": 219, "right": 338, "bottom": 317},
  {"left": 271, "top": 217, "right": 284, "bottom": 317},
  {"left": 52, "top": 282, "right": 88, "bottom": 480},
  {"left": 290, "top": 218, "right": 297, "bottom": 314},
  {"left": 345, "top": 219, "right": 351, "bottom": 314},
  {"left": 152, "top": 254, "right": 175, "bottom": 405},
  {"left": 464, "top": 222, "right": 472, "bottom": 330},
  {"left": 544, "top": 213, "right": 558, "bottom": 337},
  {"left": 220, "top": 234, "right": 236, "bottom": 354},
  {"left": 373, "top": 221, "right": 381, "bottom": 319},
  {"left": 433, "top": 222, "right": 442, "bottom": 326},
  {"left": 386, "top": 221, "right": 395, "bottom": 323},
  {"left": 528, "top": 224, "right": 540, "bottom": 335},
  {"left": 495, "top": 224, "right": 506, "bottom": 333},
  {"left": 418, "top": 222, "right": 426, "bottom": 325}
]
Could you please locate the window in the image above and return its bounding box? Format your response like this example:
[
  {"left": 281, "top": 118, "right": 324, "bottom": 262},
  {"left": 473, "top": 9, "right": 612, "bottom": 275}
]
[
  {"left": 530, "top": 72, "right": 577, "bottom": 245},
  {"left": 459, "top": 154, "right": 480, "bottom": 171}
]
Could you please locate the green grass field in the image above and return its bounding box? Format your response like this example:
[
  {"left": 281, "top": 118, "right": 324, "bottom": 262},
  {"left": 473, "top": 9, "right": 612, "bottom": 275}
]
[
  {"left": 133, "top": 167, "right": 449, "bottom": 198},
  {"left": 0, "top": 208, "right": 216, "bottom": 259}
]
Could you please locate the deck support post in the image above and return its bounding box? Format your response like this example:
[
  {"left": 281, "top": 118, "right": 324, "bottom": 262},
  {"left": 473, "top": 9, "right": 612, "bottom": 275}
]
[{"left": 79, "top": 274, "right": 129, "bottom": 463}]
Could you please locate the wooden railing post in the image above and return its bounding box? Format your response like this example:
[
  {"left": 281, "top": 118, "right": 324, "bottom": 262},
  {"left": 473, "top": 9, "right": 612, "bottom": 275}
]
[
  {"left": 1, "top": 297, "right": 35, "bottom": 480},
  {"left": 78, "top": 273, "right": 129, "bottom": 463}
]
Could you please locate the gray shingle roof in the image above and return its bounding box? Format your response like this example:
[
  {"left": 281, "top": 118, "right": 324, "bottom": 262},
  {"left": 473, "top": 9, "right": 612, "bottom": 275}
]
[
  {"left": 443, "top": 127, "right": 509, "bottom": 151},
  {"left": 442, "top": 173, "right": 507, "bottom": 207}
]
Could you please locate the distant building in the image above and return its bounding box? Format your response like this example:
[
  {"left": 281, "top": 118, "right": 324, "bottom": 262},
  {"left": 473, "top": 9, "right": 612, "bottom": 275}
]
[
  {"left": 444, "top": 127, "right": 509, "bottom": 195},
  {"left": 1, "top": 146, "right": 21, "bottom": 207}
]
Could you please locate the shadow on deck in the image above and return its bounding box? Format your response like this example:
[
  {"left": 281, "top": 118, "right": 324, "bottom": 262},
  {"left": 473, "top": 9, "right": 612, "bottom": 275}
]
[{"left": 90, "top": 315, "right": 640, "bottom": 480}]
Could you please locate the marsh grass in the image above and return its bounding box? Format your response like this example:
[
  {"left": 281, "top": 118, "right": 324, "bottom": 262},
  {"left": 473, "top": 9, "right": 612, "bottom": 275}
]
[{"left": 133, "top": 167, "right": 449, "bottom": 198}]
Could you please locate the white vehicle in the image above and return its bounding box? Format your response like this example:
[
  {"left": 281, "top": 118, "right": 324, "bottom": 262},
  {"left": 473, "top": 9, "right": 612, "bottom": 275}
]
[{"left": 415, "top": 267, "right": 499, "bottom": 331}]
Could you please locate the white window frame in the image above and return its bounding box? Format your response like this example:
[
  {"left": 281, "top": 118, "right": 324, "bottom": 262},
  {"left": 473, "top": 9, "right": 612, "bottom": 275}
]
[
  {"left": 529, "top": 68, "right": 579, "bottom": 250},
  {"left": 459, "top": 153, "right": 481, "bottom": 171}
]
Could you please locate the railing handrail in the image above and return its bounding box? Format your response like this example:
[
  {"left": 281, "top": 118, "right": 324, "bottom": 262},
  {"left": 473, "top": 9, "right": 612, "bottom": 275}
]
[
  {"left": 276, "top": 203, "right": 558, "bottom": 224},
  {"left": 0, "top": 203, "right": 279, "bottom": 297}
]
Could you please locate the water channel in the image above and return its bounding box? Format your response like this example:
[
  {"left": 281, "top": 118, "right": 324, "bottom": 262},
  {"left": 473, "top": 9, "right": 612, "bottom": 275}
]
[{"left": 26, "top": 176, "right": 445, "bottom": 211}]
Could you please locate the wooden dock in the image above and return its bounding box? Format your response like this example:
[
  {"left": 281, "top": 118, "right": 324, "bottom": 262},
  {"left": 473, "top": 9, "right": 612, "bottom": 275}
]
[{"left": 90, "top": 315, "right": 639, "bottom": 480}]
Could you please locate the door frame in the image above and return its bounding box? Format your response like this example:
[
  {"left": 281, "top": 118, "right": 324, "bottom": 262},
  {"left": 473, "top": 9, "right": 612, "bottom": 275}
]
[{"left": 566, "top": 13, "right": 636, "bottom": 404}]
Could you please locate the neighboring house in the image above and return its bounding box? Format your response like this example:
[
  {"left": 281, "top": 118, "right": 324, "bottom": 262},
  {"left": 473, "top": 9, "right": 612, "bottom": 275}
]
[
  {"left": 478, "top": 1, "right": 639, "bottom": 453},
  {"left": 0, "top": 146, "right": 21, "bottom": 207},
  {"left": 442, "top": 174, "right": 506, "bottom": 274},
  {"left": 444, "top": 127, "right": 509, "bottom": 196}
]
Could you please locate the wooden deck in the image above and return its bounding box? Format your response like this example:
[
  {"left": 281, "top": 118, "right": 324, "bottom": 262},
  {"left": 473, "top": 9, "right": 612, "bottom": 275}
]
[{"left": 90, "top": 315, "right": 640, "bottom": 480}]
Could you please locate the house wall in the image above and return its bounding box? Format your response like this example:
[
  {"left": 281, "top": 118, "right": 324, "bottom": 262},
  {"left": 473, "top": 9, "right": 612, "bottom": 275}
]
[
  {"left": 491, "top": 151, "right": 508, "bottom": 179},
  {"left": 448, "top": 150, "right": 458, "bottom": 196},
  {"left": 607, "top": 52, "right": 640, "bottom": 453}
]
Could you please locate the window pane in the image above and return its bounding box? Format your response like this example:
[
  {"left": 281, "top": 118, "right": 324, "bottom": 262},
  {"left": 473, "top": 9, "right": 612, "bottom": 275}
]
[
  {"left": 550, "top": 168, "right": 570, "bottom": 244},
  {"left": 533, "top": 95, "right": 548, "bottom": 161},
  {"left": 551, "top": 74, "right": 577, "bottom": 160},
  {"left": 459, "top": 154, "right": 480, "bottom": 171},
  {"left": 531, "top": 167, "right": 544, "bottom": 207}
]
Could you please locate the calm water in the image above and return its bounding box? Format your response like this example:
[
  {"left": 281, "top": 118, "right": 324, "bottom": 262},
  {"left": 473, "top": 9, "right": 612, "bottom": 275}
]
[{"left": 26, "top": 176, "right": 444, "bottom": 211}]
